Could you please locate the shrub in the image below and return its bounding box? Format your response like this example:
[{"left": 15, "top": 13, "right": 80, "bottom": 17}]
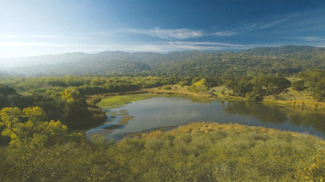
[
  {"left": 161, "top": 85, "right": 172, "bottom": 90},
  {"left": 245, "top": 92, "right": 262, "bottom": 102},
  {"left": 292, "top": 80, "right": 306, "bottom": 91}
]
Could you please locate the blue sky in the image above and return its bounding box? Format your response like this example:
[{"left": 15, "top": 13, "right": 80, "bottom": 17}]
[{"left": 0, "top": 0, "right": 325, "bottom": 57}]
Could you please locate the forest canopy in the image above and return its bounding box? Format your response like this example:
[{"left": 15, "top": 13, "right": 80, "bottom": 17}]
[{"left": 1, "top": 45, "right": 325, "bottom": 77}]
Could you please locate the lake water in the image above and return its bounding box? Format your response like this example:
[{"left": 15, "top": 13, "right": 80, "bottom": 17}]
[{"left": 86, "top": 96, "right": 325, "bottom": 141}]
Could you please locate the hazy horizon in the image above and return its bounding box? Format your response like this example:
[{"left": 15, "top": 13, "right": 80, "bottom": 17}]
[
  {"left": 0, "top": 45, "right": 320, "bottom": 59},
  {"left": 1, "top": 0, "right": 325, "bottom": 58}
]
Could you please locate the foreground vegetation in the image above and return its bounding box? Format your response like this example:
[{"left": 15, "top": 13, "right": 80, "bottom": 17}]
[
  {"left": 0, "top": 122, "right": 324, "bottom": 181},
  {"left": 2, "top": 46, "right": 325, "bottom": 181}
]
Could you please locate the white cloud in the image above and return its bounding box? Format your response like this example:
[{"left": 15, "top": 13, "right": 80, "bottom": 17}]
[
  {"left": 212, "top": 31, "right": 236, "bottom": 37},
  {"left": 166, "top": 41, "right": 243, "bottom": 47},
  {"left": 128, "top": 27, "right": 204, "bottom": 39},
  {"left": 0, "top": 40, "right": 291, "bottom": 58},
  {"left": 0, "top": 40, "right": 253, "bottom": 57},
  {"left": 296, "top": 36, "right": 325, "bottom": 41},
  {"left": 140, "top": 41, "right": 250, "bottom": 52},
  {"left": 228, "top": 14, "right": 296, "bottom": 35},
  {"left": 128, "top": 27, "right": 240, "bottom": 39},
  {"left": 282, "top": 36, "right": 325, "bottom": 43},
  {"left": 243, "top": 24, "right": 257, "bottom": 30},
  {"left": 258, "top": 17, "right": 291, "bottom": 30},
  {"left": 207, "top": 16, "right": 292, "bottom": 38}
]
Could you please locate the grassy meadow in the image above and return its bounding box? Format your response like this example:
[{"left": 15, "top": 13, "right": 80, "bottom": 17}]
[
  {"left": 97, "top": 94, "right": 157, "bottom": 109},
  {"left": 1, "top": 122, "right": 325, "bottom": 181}
]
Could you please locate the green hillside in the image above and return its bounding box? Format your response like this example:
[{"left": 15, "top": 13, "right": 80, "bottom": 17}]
[{"left": 3, "top": 46, "right": 325, "bottom": 76}]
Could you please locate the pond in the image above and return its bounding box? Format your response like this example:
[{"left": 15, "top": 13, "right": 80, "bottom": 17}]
[{"left": 86, "top": 96, "right": 325, "bottom": 141}]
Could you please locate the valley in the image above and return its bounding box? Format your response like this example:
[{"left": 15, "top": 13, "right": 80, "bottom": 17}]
[{"left": 1, "top": 45, "right": 325, "bottom": 181}]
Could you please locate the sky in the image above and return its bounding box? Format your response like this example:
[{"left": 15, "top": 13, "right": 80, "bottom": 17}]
[{"left": 0, "top": 0, "right": 325, "bottom": 58}]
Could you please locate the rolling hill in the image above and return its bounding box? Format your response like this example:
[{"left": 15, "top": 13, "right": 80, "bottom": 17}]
[{"left": 1, "top": 45, "right": 325, "bottom": 77}]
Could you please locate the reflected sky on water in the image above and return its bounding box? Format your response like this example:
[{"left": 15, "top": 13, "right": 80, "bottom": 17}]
[{"left": 87, "top": 97, "right": 325, "bottom": 141}]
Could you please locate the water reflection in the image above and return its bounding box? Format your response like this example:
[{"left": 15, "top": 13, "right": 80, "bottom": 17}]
[
  {"left": 87, "top": 97, "right": 325, "bottom": 141},
  {"left": 222, "top": 102, "right": 288, "bottom": 124},
  {"left": 222, "top": 101, "right": 325, "bottom": 135},
  {"left": 289, "top": 112, "right": 325, "bottom": 134}
]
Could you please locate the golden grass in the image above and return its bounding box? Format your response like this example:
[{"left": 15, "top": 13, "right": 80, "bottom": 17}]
[
  {"left": 287, "top": 100, "right": 325, "bottom": 110},
  {"left": 2, "top": 122, "right": 325, "bottom": 181},
  {"left": 140, "top": 122, "right": 321, "bottom": 142},
  {"left": 264, "top": 97, "right": 325, "bottom": 110},
  {"left": 265, "top": 87, "right": 314, "bottom": 101},
  {"left": 143, "top": 85, "right": 213, "bottom": 98}
]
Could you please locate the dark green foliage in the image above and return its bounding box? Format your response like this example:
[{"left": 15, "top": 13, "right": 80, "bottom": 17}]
[
  {"left": 0, "top": 84, "right": 17, "bottom": 109},
  {"left": 298, "top": 69, "right": 325, "bottom": 101},
  {"left": 0, "top": 84, "right": 16, "bottom": 96},
  {"left": 0, "top": 94, "right": 11, "bottom": 108},
  {"left": 224, "top": 75, "right": 291, "bottom": 97},
  {"left": 63, "top": 98, "right": 92, "bottom": 129},
  {"left": 0, "top": 76, "right": 167, "bottom": 93},
  {"left": 292, "top": 80, "right": 306, "bottom": 91},
  {"left": 252, "top": 75, "right": 291, "bottom": 95},
  {"left": 234, "top": 77, "right": 254, "bottom": 97},
  {"left": 264, "top": 76, "right": 291, "bottom": 95},
  {"left": 32, "top": 94, "right": 64, "bottom": 121},
  {"left": 10, "top": 95, "right": 34, "bottom": 109},
  {"left": 314, "top": 79, "right": 325, "bottom": 101}
]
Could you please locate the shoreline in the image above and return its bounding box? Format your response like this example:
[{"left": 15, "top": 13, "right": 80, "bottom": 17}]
[{"left": 85, "top": 87, "right": 325, "bottom": 114}]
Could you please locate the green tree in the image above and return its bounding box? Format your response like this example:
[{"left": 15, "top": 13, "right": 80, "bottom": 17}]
[
  {"left": 0, "top": 106, "right": 68, "bottom": 148},
  {"left": 0, "top": 84, "right": 16, "bottom": 96},
  {"left": 189, "top": 79, "right": 208, "bottom": 93},
  {"left": 61, "top": 88, "right": 80, "bottom": 102},
  {"left": 0, "top": 94, "right": 11, "bottom": 109},
  {"left": 265, "top": 77, "right": 291, "bottom": 95},
  {"left": 0, "top": 84, "right": 17, "bottom": 109},
  {"left": 0, "top": 107, "right": 23, "bottom": 147},
  {"left": 292, "top": 80, "right": 305, "bottom": 91},
  {"left": 234, "top": 77, "right": 253, "bottom": 97},
  {"left": 251, "top": 75, "right": 291, "bottom": 95},
  {"left": 63, "top": 98, "right": 91, "bottom": 129},
  {"left": 313, "top": 79, "right": 325, "bottom": 101}
]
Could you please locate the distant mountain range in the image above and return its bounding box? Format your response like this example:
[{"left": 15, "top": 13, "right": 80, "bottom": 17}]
[
  {"left": 1, "top": 45, "right": 325, "bottom": 77},
  {"left": 241, "top": 45, "right": 320, "bottom": 56}
]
